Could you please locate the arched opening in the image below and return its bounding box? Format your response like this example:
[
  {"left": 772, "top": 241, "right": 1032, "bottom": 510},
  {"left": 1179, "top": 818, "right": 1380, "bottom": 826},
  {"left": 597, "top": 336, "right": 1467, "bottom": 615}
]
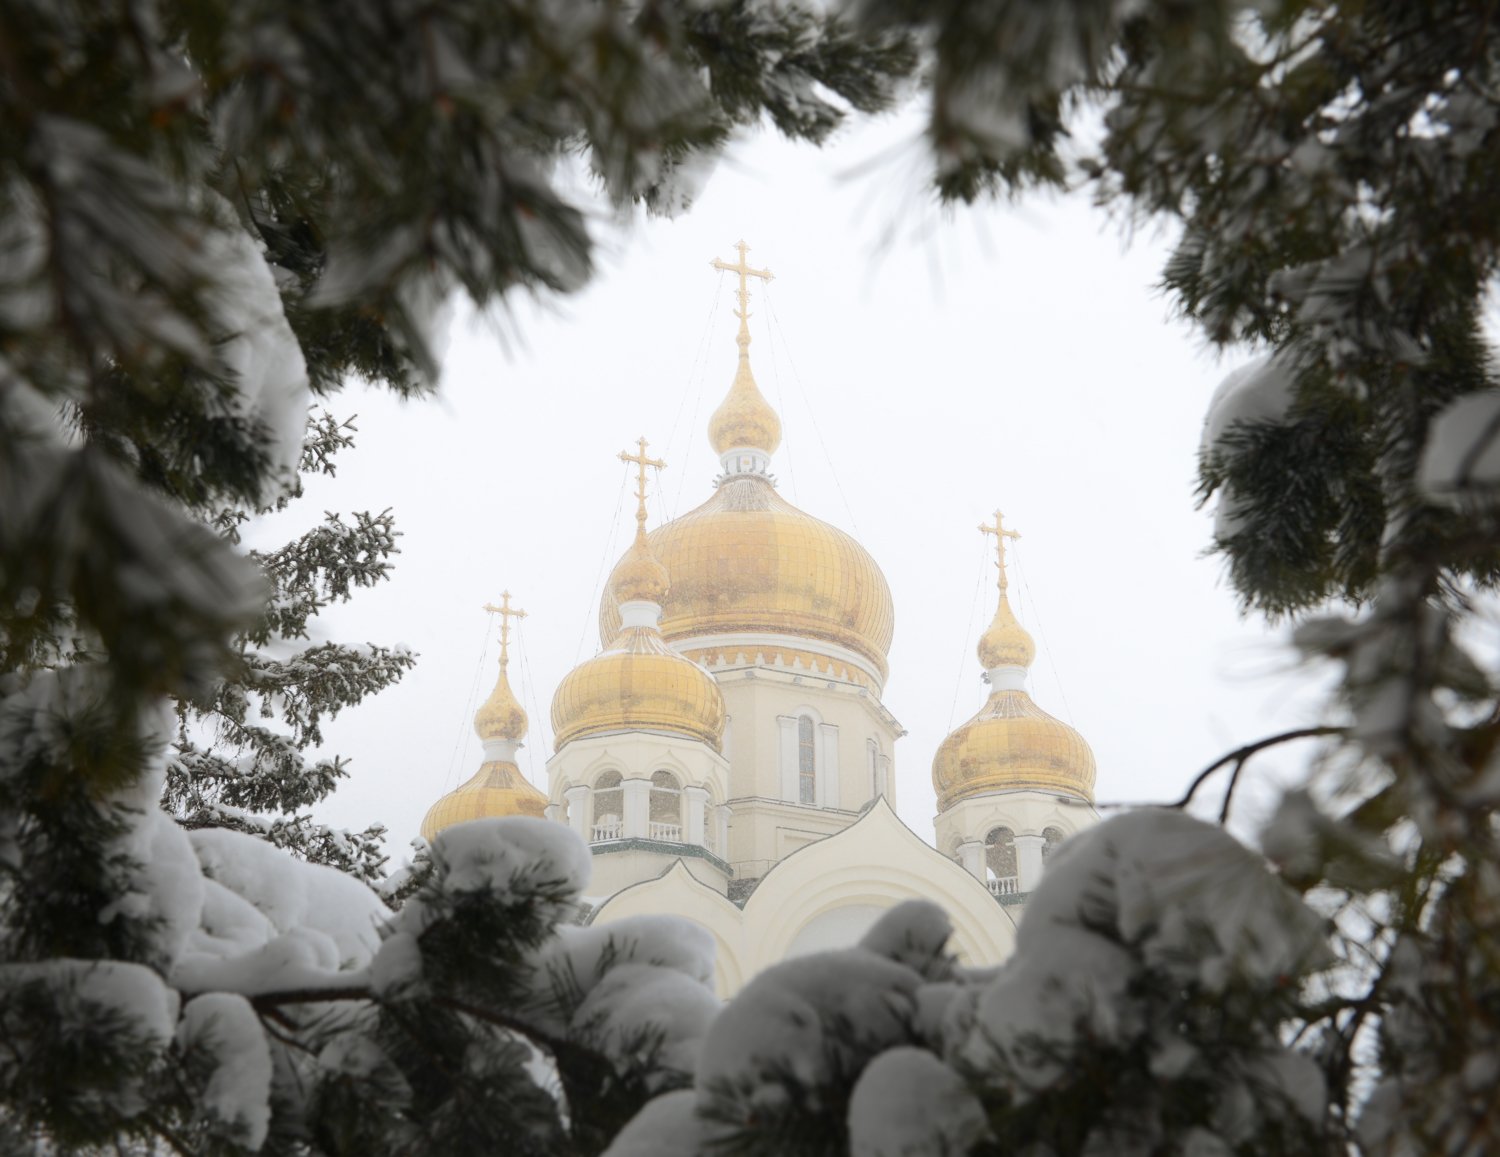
[
  {"left": 985, "top": 827, "right": 1019, "bottom": 896},
  {"left": 592, "top": 770, "right": 622, "bottom": 842},
  {"left": 1042, "top": 826, "right": 1066, "bottom": 862},
  {"left": 649, "top": 770, "right": 682, "bottom": 842},
  {"left": 798, "top": 714, "right": 817, "bottom": 805}
]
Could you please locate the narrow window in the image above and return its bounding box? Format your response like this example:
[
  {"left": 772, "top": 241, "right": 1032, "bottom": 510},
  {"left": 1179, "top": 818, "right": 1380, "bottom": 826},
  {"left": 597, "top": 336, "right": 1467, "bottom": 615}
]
[
  {"left": 798, "top": 715, "right": 817, "bottom": 804},
  {"left": 1042, "top": 826, "right": 1065, "bottom": 862}
]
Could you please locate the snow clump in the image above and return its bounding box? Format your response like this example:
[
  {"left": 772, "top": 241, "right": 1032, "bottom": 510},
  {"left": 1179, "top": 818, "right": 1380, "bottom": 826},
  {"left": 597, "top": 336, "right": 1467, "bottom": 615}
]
[
  {"left": 177, "top": 993, "right": 274, "bottom": 1149},
  {"left": 847, "top": 1046, "right": 990, "bottom": 1157},
  {"left": 1417, "top": 389, "right": 1500, "bottom": 502}
]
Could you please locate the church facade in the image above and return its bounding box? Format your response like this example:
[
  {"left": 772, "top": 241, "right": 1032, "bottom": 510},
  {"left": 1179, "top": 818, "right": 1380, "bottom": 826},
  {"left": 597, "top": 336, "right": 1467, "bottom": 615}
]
[{"left": 421, "top": 245, "right": 1099, "bottom": 995}]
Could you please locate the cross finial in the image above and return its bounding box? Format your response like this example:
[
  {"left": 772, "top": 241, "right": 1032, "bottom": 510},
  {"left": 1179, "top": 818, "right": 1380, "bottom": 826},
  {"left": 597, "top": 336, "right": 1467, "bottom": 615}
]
[
  {"left": 979, "top": 510, "right": 1022, "bottom": 596},
  {"left": 710, "top": 239, "right": 773, "bottom": 356},
  {"left": 481, "top": 590, "right": 527, "bottom": 667},
  {"left": 619, "top": 436, "right": 666, "bottom": 534}
]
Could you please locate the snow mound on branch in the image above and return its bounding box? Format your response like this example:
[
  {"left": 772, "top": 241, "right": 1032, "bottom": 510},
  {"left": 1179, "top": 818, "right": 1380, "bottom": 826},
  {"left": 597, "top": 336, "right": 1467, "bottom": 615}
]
[
  {"left": 1200, "top": 356, "right": 1297, "bottom": 539},
  {"left": 603, "top": 1089, "right": 706, "bottom": 1157},
  {"left": 203, "top": 195, "right": 310, "bottom": 500},
  {"left": 698, "top": 949, "right": 919, "bottom": 1096},
  {"left": 858, "top": 899, "right": 955, "bottom": 979},
  {"left": 431, "top": 816, "right": 591, "bottom": 904},
  {"left": 0, "top": 958, "right": 179, "bottom": 1052},
  {"left": 95, "top": 726, "right": 207, "bottom": 969},
  {"left": 188, "top": 878, "right": 277, "bottom": 959},
  {"left": 178, "top": 993, "right": 273, "bottom": 1149},
  {"left": 847, "top": 1046, "right": 989, "bottom": 1157},
  {"left": 573, "top": 962, "right": 721, "bottom": 1084},
  {"left": 1417, "top": 389, "right": 1500, "bottom": 501},
  {"left": 370, "top": 930, "right": 423, "bottom": 997},
  {"left": 188, "top": 827, "right": 387, "bottom": 965},
  {"left": 957, "top": 811, "right": 1329, "bottom": 1092},
  {"left": 534, "top": 915, "right": 716, "bottom": 996},
  {"left": 527, "top": 915, "right": 718, "bottom": 1050},
  {"left": 1200, "top": 356, "right": 1295, "bottom": 453}
]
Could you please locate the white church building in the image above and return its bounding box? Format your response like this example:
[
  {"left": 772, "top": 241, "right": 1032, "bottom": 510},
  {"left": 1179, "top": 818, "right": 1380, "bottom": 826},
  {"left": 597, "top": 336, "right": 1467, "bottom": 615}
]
[{"left": 421, "top": 244, "right": 1099, "bottom": 995}]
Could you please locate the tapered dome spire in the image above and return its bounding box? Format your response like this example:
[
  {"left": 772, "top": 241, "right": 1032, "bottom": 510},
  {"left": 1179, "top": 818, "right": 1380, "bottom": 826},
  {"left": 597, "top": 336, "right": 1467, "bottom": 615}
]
[
  {"left": 421, "top": 592, "right": 548, "bottom": 840},
  {"left": 707, "top": 240, "right": 782, "bottom": 473},
  {"left": 473, "top": 590, "right": 529, "bottom": 743},
  {"left": 552, "top": 440, "right": 725, "bottom": 750},
  {"left": 976, "top": 510, "right": 1036, "bottom": 671},
  {"left": 932, "top": 511, "right": 1095, "bottom": 808}
]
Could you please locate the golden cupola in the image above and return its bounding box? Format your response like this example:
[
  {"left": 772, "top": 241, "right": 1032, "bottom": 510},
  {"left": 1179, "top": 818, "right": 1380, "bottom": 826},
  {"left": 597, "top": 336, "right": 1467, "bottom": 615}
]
[
  {"left": 421, "top": 592, "right": 549, "bottom": 840},
  {"left": 552, "top": 441, "right": 727, "bottom": 751},
  {"left": 932, "top": 512, "right": 1096, "bottom": 809},
  {"left": 598, "top": 241, "right": 895, "bottom": 689}
]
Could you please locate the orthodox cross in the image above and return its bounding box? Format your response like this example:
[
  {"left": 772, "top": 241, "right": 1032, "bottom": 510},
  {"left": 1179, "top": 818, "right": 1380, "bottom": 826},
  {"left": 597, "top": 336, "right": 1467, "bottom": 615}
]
[
  {"left": 710, "top": 240, "right": 773, "bottom": 350},
  {"left": 619, "top": 436, "right": 666, "bottom": 529},
  {"left": 481, "top": 590, "right": 526, "bottom": 667},
  {"left": 979, "top": 510, "right": 1021, "bottom": 596}
]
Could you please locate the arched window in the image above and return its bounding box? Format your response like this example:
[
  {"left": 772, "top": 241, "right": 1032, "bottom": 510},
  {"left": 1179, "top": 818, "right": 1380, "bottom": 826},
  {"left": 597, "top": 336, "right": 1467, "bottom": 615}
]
[
  {"left": 798, "top": 715, "right": 817, "bottom": 804},
  {"left": 985, "top": 827, "right": 1018, "bottom": 895},
  {"left": 649, "top": 770, "right": 682, "bottom": 842},
  {"left": 592, "top": 771, "right": 622, "bottom": 842},
  {"left": 1042, "top": 826, "right": 1065, "bottom": 862}
]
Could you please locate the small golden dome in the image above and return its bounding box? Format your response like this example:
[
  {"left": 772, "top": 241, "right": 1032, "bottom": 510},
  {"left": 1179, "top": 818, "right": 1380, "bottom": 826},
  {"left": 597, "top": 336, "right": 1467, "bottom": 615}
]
[
  {"left": 474, "top": 664, "right": 527, "bottom": 742},
  {"left": 555, "top": 438, "right": 726, "bottom": 752},
  {"left": 598, "top": 475, "right": 895, "bottom": 684},
  {"left": 932, "top": 509, "right": 1095, "bottom": 807},
  {"left": 708, "top": 358, "right": 781, "bottom": 457},
  {"left": 977, "top": 591, "right": 1036, "bottom": 670},
  {"left": 932, "top": 690, "right": 1096, "bottom": 808},
  {"left": 421, "top": 761, "right": 548, "bottom": 840},
  {"left": 473, "top": 591, "right": 529, "bottom": 741},
  {"left": 551, "top": 624, "right": 726, "bottom": 750},
  {"left": 707, "top": 239, "right": 781, "bottom": 458}
]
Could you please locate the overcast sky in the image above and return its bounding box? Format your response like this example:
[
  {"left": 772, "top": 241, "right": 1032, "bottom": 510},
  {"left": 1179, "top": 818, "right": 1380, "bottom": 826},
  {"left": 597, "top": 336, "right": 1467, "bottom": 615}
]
[{"left": 263, "top": 105, "right": 1334, "bottom": 869}]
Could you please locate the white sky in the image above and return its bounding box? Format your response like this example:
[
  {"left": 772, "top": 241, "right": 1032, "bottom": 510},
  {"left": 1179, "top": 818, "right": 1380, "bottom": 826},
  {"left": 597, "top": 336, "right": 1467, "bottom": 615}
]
[{"left": 266, "top": 106, "right": 1335, "bottom": 871}]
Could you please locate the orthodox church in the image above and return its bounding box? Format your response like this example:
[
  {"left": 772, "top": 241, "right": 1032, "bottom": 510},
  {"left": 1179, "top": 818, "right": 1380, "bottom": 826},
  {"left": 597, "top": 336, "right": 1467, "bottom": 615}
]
[{"left": 421, "top": 244, "right": 1099, "bottom": 995}]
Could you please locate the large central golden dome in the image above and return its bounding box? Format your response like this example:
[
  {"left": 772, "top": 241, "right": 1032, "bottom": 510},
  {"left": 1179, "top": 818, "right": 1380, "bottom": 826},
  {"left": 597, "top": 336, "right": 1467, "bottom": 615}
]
[
  {"left": 598, "top": 474, "right": 895, "bottom": 684},
  {"left": 599, "top": 242, "right": 894, "bottom": 687}
]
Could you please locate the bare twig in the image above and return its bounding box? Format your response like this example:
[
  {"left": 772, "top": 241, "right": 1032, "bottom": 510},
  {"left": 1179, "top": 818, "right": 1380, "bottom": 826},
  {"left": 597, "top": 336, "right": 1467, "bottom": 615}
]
[{"left": 1171, "top": 726, "right": 1345, "bottom": 822}]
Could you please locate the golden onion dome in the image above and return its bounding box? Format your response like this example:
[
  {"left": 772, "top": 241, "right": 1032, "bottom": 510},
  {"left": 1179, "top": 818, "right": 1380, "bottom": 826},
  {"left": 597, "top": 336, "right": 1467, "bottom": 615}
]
[
  {"left": 474, "top": 663, "right": 527, "bottom": 742},
  {"left": 420, "top": 760, "right": 548, "bottom": 840},
  {"left": 932, "top": 511, "right": 1095, "bottom": 807},
  {"left": 707, "top": 239, "right": 782, "bottom": 458},
  {"left": 932, "top": 690, "right": 1096, "bottom": 808},
  {"left": 708, "top": 356, "right": 781, "bottom": 456},
  {"left": 598, "top": 474, "right": 895, "bottom": 685},
  {"left": 554, "top": 439, "right": 727, "bottom": 752},
  {"left": 977, "top": 588, "right": 1036, "bottom": 670},
  {"left": 423, "top": 591, "right": 549, "bottom": 839},
  {"left": 551, "top": 623, "right": 726, "bottom": 750}
]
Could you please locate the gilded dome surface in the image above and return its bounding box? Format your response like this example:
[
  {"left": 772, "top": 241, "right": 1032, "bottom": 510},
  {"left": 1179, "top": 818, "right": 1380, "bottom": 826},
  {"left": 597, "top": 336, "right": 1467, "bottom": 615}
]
[
  {"left": 932, "top": 689, "right": 1096, "bottom": 808},
  {"left": 977, "top": 593, "right": 1035, "bottom": 671},
  {"left": 551, "top": 626, "right": 726, "bottom": 750},
  {"left": 934, "top": 508, "right": 1096, "bottom": 808},
  {"left": 598, "top": 475, "right": 895, "bottom": 682},
  {"left": 708, "top": 359, "right": 782, "bottom": 456},
  {"left": 421, "top": 761, "right": 548, "bottom": 840},
  {"left": 473, "top": 666, "right": 527, "bottom": 742}
]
